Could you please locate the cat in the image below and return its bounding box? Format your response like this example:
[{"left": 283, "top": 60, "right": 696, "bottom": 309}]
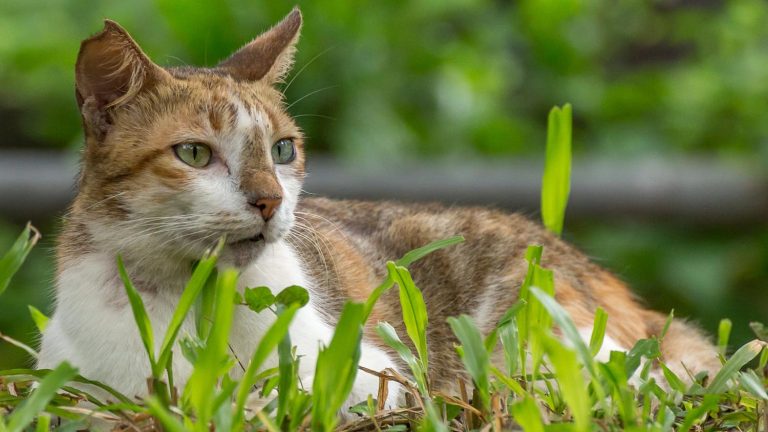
[{"left": 38, "top": 7, "right": 720, "bottom": 414}]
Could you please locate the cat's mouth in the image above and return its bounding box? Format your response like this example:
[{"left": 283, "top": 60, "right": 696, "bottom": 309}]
[{"left": 229, "top": 233, "right": 265, "bottom": 245}]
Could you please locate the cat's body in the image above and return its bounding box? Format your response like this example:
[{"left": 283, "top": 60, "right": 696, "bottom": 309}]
[{"left": 38, "top": 8, "right": 720, "bottom": 410}]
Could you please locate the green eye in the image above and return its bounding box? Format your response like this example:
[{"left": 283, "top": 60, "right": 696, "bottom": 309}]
[
  {"left": 271, "top": 138, "right": 296, "bottom": 164},
  {"left": 174, "top": 142, "right": 212, "bottom": 168}
]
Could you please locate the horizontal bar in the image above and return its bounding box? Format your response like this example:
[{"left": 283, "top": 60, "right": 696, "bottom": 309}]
[{"left": 1, "top": 150, "right": 765, "bottom": 226}]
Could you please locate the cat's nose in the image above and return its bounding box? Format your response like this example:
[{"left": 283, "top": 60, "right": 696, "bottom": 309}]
[{"left": 250, "top": 196, "right": 282, "bottom": 221}]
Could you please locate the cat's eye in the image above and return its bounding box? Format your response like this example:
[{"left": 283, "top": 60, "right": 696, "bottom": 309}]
[
  {"left": 271, "top": 138, "right": 296, "bottom": 164},
  {"left": 174, "top": 142, "right": 212, "bottom": 168}
]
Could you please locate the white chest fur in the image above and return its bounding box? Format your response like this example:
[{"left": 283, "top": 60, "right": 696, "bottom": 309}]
[{"left": 38, "top": 241, "right": 397, "bottom": 406}]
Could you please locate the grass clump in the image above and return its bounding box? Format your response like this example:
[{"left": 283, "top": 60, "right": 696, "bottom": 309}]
[{"left": 1, "top": 105, "right": 767, "bottom": 431}]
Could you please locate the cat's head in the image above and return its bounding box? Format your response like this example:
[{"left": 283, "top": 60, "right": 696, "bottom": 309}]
[{"left": 72, "top": 9, "right": 305, "bottom": 267}]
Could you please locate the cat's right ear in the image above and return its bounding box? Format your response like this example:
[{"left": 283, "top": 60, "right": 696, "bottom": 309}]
[{"left": 75, "top": 20, "right": 170, "bottom": 133}]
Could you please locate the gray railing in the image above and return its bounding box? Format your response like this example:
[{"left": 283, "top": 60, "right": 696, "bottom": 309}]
[{"left": 1, "top": 150, "right": 766, "bottom": 225}]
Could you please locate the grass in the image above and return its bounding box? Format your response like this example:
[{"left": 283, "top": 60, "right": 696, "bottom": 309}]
[{"left": 1, "top": 105, "right": 767, "bottom": 431}]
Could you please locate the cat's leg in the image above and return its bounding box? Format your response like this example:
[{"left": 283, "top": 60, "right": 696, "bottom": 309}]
[{"left": 651, "top": 314, "right": 721, "bottom": 382}]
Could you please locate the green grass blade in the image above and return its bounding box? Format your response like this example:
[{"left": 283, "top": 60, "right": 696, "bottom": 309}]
[
  {"left": 541, "top": 103, "right": 573, "bottom": 236},
  {"left": 145, "top": 396, "right": 187, "bottom": 432},
  {"left": 447, "top": 315, "right": 490, "bottom": 411},
  {"left": 34, "top": 414, "right": 49, "bottom": 432},
  {"left": 27, "top": 306, "right": 49, "bottom": 333},
  {"left": 376, "top": 322, "right": 427, "bottom": 395},
  {"left": 543, "top": 335, "right": 591, "bottom": 432},
  {"left": 0, "top": 224, "right": 40, "bottom": 297},
  {"left": 117, "top": 255, "right": 156, "bottom": 369},
  {"left": 363, "top": 236, "right": 464, "bottom": 324},
  {"left": 388, "top": 263, "right": 429, "bottom": 369},
  {"left": 195, "top": 266, "right": 218, "bottom": 339},
  {"left": 707, "top": 339, "right": 765, "bottom": 393},
  {"left": 232, "top": 304, "right": 299, "bottom": 429},
  {"left": 717, "top": 318, "right": 732, "bottom": 355},
  {"left": 156, "top": 239, "right": 223, "bottom": 377},
  {"left": 312, "top": 302, "right": 365, "bottom": 431},
  {"left": 6, "top": 362, "right": 78, "bottom": 432},
  {"left": 678, "top": 394, "right": 719, "bottom": 431},
  {"left": 738, "top": 370, "right": 768, "bottom": 399},
  {"left": 510, "top": 396, "right": 545, "bottom": 432},
  {"left": 589, "top": 307, "right": 608, "bottom": 357},
  {"left": 395, "top": 235, "right": 464, "bottom": 267},
  {"left": 186, "top": 268, "right": 238, "bottom": 425}
]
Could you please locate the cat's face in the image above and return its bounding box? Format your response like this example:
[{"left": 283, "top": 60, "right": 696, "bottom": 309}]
[{"left": 73, "top": 10, "right": 305, "bottom": 267}]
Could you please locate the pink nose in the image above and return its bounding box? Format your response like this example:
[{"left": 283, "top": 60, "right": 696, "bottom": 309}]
[{"left": 251, "top": 196, "right": 282, "bottom": 221}]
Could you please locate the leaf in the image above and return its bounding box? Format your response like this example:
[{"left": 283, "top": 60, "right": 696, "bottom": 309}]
[
  {"left": 678, "top": 394, "right": 719, "bottom": 431},
  {"left": 376, "top": 322, "right": 427, "bottom": 395},
  {"left": 155, "top": 239, "right": 223, "bottom": 377},
  {"left": 27, "top": 306, "right": 49, "bottom": 333},
  {"left": 186, "top": 269, "right": 238, "bottom": 424},
  {"left": 395, "top": 235, "right": 464, "bottom": 267},
  {"left": 0, "top": 224, "right": 40, "bottom": 297},
  {"left": 717, "top": 319, "right": 732, "bottom": 354},
  {"left": 117, "top": 255, "right": 156, "bottom": 368},
  {"left": 388, "top": 263, "right": 429, "bottom": 369},
  {"left": 625, "top": 338, "right": 661, "bottom": 378},
  {"left": 312, "top": 302, "right": 365, "bottom": 431},
  {"left": 232, "top": 303, "right": 300, "bottom": 430},
  {"left": 707, "top": 339, "right": 765, "bottom": 394},
  {"left": 510, "top": 396, "right": 545, "bottom": 432},
  {"left": 363, "top": 236, "right": 465, "bottom": 323},
  {"left": 738, "top": 370, "right": 768, "bottom": 400},
  {"left": 447, "top": 315, "right": 490, "bottom": 411},
  {"left": 543, "top": 335, "right": 591, "bottom": 432},
  {"left": 6, "top": 362, "right": 78, "bottom": 432},
  {"left": 275, "top": 285, "right": 309, "bottom": 308},
  {"left": 541, "top": 103, "right": 572, "bottom": 236},
  {"left": 589, "top": 307, "right": 608, "bottom": 357},
  {"left": 749, "top": 322, "right": 768, "bottom": 341},
  {"left": 244, "top": 286, "right": 276, "bottom": 312}
]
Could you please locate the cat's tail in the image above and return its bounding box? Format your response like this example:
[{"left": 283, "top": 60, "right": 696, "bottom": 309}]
[{"left": 648, "top": 312, "right": 721, "bottom": 383}]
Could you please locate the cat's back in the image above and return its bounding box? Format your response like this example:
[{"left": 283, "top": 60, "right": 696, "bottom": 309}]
[{"left": 294, "top": 197, "right": 611, "bottom": 328}]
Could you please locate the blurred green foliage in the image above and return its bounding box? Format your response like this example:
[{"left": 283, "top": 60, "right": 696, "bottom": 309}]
[
  {"left": 2, "top": 0, "right": 768, "bottom": 162},
  {"left": 1, "top": 0, "right": 767, "bottom": 367}
]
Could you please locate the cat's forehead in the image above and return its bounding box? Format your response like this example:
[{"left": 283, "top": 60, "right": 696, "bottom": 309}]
[{"left": 147, "top": 69, "right": 288, "bottom": 133}]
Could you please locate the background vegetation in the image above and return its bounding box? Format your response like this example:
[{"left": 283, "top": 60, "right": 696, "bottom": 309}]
[{"left": 1, "top": 0, "right": 766, "bottom": 368}]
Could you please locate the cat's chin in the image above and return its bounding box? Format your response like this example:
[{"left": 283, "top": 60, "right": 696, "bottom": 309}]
[{"left": 220, "top": 234, "right": 269, "bottom": 268}]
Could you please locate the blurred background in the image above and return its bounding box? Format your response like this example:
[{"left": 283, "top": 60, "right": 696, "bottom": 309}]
[{"left": 1, "top": 0, "right": 766, "bottom": 368}]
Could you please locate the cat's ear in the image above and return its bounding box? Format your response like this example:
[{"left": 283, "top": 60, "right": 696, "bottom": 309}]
[
  {"left": 75, "top": 20, "right": 170, "bottom": 111},
  {"left": 217, "top": 7, "right": 302, "bottom": 84}
]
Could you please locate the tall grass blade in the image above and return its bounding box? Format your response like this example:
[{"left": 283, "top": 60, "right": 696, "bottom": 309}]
[
  {"left": 510, "top": 396, "right": 545, "bottom": 432},
  {"left": 27, "top": 306, "right": 49, "bottom": 333},
  {"left": 707, "top": 340, "right": 765, "bottom": 394},
  {"left": 543, "top": 336, "right": 591, "bottom": 432},
  {"left": 312, "top": 302, "right": 364, "bottom": 431},
  {"left": 376, "top": 322, "right": 427, "bottom": 395},
  {"left": 717, "top": 318, "right": 732, "bottom": 355},
  {"left": 155, "top": 239, "right": 223, "bottom": 377},
  {"left": 0, "top": 224, "right": 40, "bottom": 296},
  {"left": 395, "top": 235, "right": 464, "bottom": 267},
  {"left": 6, "top": 362, "right": 78, "bottom": 432},
  {"left": 541, "top": 103, "right": 572, "bottom": 236},
  {"left": 388, "top": 263, "right": 429, "bottom": 369},
  {"left": 364, "top": 236, "right": 464, "bottom": 322},
  {"left": 232, "top": 304, "right": 299, "bottom": 430},
  {"left": 117, "top": 255, "right": 156, "bottom": 368},
  {"left": 589, "top": 307, "right": 608, "bottom": 357},
  {"left": 447, "top": 315, "right": 490, "bottom": 411},
  {"left": 186, "top": 269, "right": 238, "bottom": 425}
]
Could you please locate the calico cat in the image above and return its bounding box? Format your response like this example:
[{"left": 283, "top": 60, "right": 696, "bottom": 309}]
[{"left": 38, "top": 8, "right": 720, "bottom": 410}]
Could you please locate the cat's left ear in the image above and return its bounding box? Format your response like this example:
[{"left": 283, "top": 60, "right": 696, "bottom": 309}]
[{"left": 217, "top": 7, "right": 302, "bottom": 84}]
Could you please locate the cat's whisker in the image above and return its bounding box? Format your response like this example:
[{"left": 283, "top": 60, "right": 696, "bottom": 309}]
[
  {"left": 285, "top": 85, "right": 338, "bottom": 111},
  {"left": 281, "top": 46, "right": 334, "bottom": 93}
]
